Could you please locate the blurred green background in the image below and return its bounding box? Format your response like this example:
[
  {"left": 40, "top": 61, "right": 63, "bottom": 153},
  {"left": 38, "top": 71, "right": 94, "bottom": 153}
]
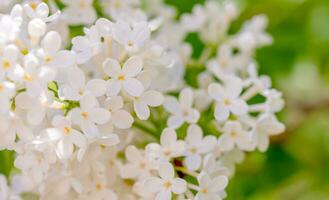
[
  {"left": 1, "top": 0, "right": 329, "bottom": 199},
  {"left": 166, "top": 0, "right": 329, "bottom": 199}
]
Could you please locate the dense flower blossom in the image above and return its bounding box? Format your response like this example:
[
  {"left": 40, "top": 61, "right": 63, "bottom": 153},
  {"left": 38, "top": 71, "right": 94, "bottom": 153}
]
[{"left": 0, "top": 1, "right": 285, "bottom": 200}]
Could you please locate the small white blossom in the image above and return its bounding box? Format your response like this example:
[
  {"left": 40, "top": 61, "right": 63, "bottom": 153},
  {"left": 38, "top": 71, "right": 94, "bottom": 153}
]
[
  {"left": 69, "top": 94, "right": 111, "bottom": 138},
  {"left": 195, "top": 172, "right": 228, "bottom": 200},
  {"left": 164, "top": 88, "right": 200, "bottom": 129},
  {"left": 144, "top": 163, "right": 187, "bottom": 200},
  {"left": 208, "top": 76, "right": 248, "bottom": 121},
  {"left": 103, "top": 56, "right": 144, "bottom": 97},
  {"left": 184, "top": 124, "right": 216, "bottom": 171}
]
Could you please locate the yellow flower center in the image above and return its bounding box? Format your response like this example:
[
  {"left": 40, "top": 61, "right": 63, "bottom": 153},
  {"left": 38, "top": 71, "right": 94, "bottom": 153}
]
[
  {"left": 201, "top": 188, "right": 208, "bottom": 194},
  {"left": 118, "top": 75, "right": 125, "bottom": 80},
  {"left": 79, "top": 1, "right": 87, "bottom": 9},
  {"left": 163, "top": 149, "right": 171, "bottom": 156},
  {"left": 139, "top": 162, "right": 146, "bottom": 169},
  {"left": 2, "top": 60, "right": 11, "bottom": 69},
  {"left": 163, "top": 181, "right": 172, "bottom": 189},
  {"left": 23, "top": 74, "right": 33, "bottom": 82},
  {"left": 95, "top": 183, "right": 102, "bottom": 191},
  {"left": 230, "top": 131, "right": 237, "bottom": 138},
  {"left": 127, "top": 41, "right": 134, "bottom": 47},
  {"left": 190, "top": 146, "right": 197, "bottom": 154},
  {"left": 45, "top": 55, "right": 52, "bottom": 64},
  {"left": 81, "top": 112, "right": 89, "bottom": 119},
  {"left": 63, "top": 127, "right": 71, "bottom": 135},
  {"left": 29, "top": 2, "right": 37, "bottom": 10},
  {"left": 224, "top": 98, "right": 231, "bottom": 106}
]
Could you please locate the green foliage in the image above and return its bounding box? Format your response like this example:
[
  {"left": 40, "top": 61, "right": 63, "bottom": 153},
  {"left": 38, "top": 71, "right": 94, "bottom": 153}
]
[{"left": 0, "top": 150, "right": 14, "bottom": 178}]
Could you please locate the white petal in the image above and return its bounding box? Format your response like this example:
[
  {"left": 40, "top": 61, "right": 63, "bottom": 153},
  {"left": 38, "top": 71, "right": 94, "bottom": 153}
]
[
  {"left": 27, "top": 107, "right": 45, "bottom": 125},
  {"left": 186, "top": 124, "right": 203, "bottom": 144},
  {"left": 185, "top": 155, "right": 202, "bottom": 171},
  {"left": 42, "top": 31, "right": 61, "bottom": 53},
  {"left": 66, "top": 67, "right": 85, "bottom": 89},
  {"left": 208, "top": 83, "right": 225, "bottom": 101},
  {"left": 36, "top": 3, "right": 49, "bottom": 18},
  {"left": 15, "top": 92, "right": 36, "bottom": 109},
  {"left": 80, "top": 94, "right": 98, "bottom": 110},
  {"left": 81, "top": 121, "right": 99, "bottom": 138},
  {"left": 112, "top": 110, "right": 133, "bottom": 129},
  {"left": 90, "top": 108, "right": 111, "bottom": 124},
  {"left": 257, "top": 133, "right": 269, "bottom": 152},
  {"left": 155, "top": 190, "right": 172, "bottom": 200},
  {"left": 105, "top": 96, "right": 123, "bottom": 111},
  {"left": 120, "top": 164, "right": 139, "bottom": 179},
  {"left": 163, "top": 97, "right": 181, "bottom": 115},
  {"left": 132, "top": 22, "right": 150, "bottom": 46},
  {"left": 218, "top": 134, "right": 234, "bottom": 151},
  {"left": 56, "top": 139, "right": 73, "bottom": 160},
  {"left": 199, "top": 136, "right": 217, "bottom": 153},
  {"left": 209, "top": 176, "right": 228, "bottom": 192},
  {"left": 112, "top": 21, "right": 131, "bottom": 45},
  {"left": 45, "top": 128, "right": 62, "bottom": 141},
  {"left": 142, "top": 90, "right": 163, "bottom": 107},
  {"left": 144, "top": 177, "right": 163, "bottom": 193},
  {"left": 122, "top": 56, "right": 143, "bottom": 77},
  {"left": 167, "top": 115, "right": 184, "bottom": 129},
  {"left": 52, "top": 50, "right": 75, "bottom": 68},
  {"left": 172, "top": 178, "right": 187, "bottom": 194},
  {"left": 179, "top": 88, "right": 193, "bottom": 109},
  {"left": 134, "top": 101, "right": 150, "bottom": 120},
  {"left": 107, "top": 79, "right": 122, "bottom": 96},
  {"left": 159, "top": 162, "right": 174, "bottom": 179},
  {"left": 0, "top": 96, "right": 10, "bottom": 114},
  {"left": 214, "top": 103, "right": 230, "bottom": 121},
  {"left": 103, "top": 58, "right": 121, "bottom": 78},
  {"left": 160, "top": 128, "right": 177, "bottom": 147},
  {"left": 70, "top": 130, "right": 86, "bottom": 148},
  {"left": 100, "top": 134, "right": 120, "bottom": 146},
  {"left": 224, "top": 76, "right": 243, "bottom": 98},
  {"left": 198, "top": 172, "right": 211, "bottom": 187},
  {"left": 229, "top": 99, "right": 248, "bottom": 116},
  {"left": 125, "top": 145, "right": 143, "bottom": 163},
  {"left": 185, "top": 109, "right": 200, "bottom": 124},
  {"left": 85, "top": 79, "right": 107, "bottom": 97},
  {"left": 16, "top": 123, "right": 33, "bottom": 142},
  {"left": 123, "top": 78, "right": 144, "bottom": 96}
]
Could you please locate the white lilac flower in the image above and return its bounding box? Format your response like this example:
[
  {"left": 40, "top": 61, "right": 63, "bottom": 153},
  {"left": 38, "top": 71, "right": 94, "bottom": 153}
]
[
  {"left": 103, "top": 56, "right": 144, "bottom": 97},
  {"left": 0, "top": 80, "right": 15, "bottom": 114},
  {"left": 0, "top": 1, "right": 285, "bottom": 199},
  {"left": 112, "top": 21, "right": 150, "bottom": 53},
  {"left": 61, "top": 0, "right": 97, "bottom": 25},
  {"left": 132, "top": 90, "right": 164, "bottom": 120},
  {"left": 60, "top": 67, "right": 107, "bottom": 101},
  {"left": 195, "top": 172, "right": 228, "bottom": 200},
  {"left": 218, "top": 121, "right": 254, "bottom": 152},
  {"left": 0, "top": 45, "right": 19, "bottom": 78},
  {"left": 69, "top": 94, "right": 111, "bottom": 138},
  {"left": 184, "top": 124, "right": 216, "bottom": 171},
  {"left": 146, "top": 128, "right": 186, "bottom": 161},
  {"left": 0, "top": 112, "right": 32, "bottom": 150},
  {"left": 39, "top": 31, "right": 75, "bottom": 68},
  {"left": 208, "top": 76, "right": 248, "bottom": 121},
  {"left": 144, "top": 162, "right": 187, "bottom": 200},
  {"left": 252, "top": 114, "right": 285, "bottom": 152},
  {"left": 120, "top": 146, "right": 155, "bottom": 180},
  {"left": 102, "top": 95, "right": 134, "bottom": 129},
  {"left": 41, "top": 115, "right": 86, "bottom": 159},
  {"left": 164, "top": 88, "right": 200, "bottom": 129}
]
